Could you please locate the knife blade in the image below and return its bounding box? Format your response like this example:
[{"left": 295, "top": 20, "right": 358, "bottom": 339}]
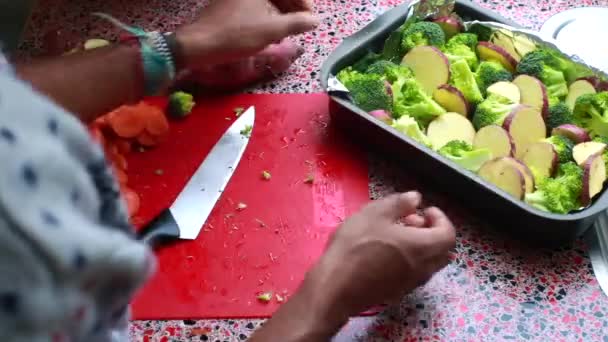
[
  {"left": 586, "top": 215, "right": 608, "bottom": 297},
  {"left": 137, "top": 106, "right": 255, "bottom": 248}
]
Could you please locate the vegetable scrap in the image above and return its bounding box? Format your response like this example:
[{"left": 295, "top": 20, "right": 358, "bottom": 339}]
[
  {"left": 236, "top": 202, "right": 248, "bottom": 211},
  {"left": 262, "top": 170, "right": 272, "bottom": 180},
  {"left": 275, "top": 294, "right": 285, "bottom": 303},
  {"left": 337, "top": 8, "right": 608, "bottom": 215},
  {"left": 257, "top": 292, "right": 273, "bottom": 303},
  {"left": 234, "top": 107, "right": 245, "bottom": 116},
  {"left": 241, "top": 124, "right": 253, "bottom": 138},
  {"left": 255, "top": 218, "right": 267, "bottom": 227},
  {"left": 167, "top": 91, "right": 195, "bottom": 118},
  {"left": 154, "top": 169, "right": 164, "bottom": 175},
  {"left": 304, "top": 174, "right": 314, "bottom": 184}
]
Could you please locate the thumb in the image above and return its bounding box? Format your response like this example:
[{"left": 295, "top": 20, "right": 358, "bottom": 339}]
[
  {"left": 266, "top": 12, "right": 319, "bottom": 40},
  {"left": 365, "top": 192, "right": 422, "bottom": 221}
]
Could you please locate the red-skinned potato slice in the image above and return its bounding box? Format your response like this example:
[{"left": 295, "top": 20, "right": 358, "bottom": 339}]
[
  {"left": 433, "top": 85, "right": 469, "bottom": 116},
  {"left": 581, "top": 153, "right": 607, "bottom": 206},
  {"left": 433, "top": 16, "right": 463, "bottom": 39},
  {"left": 478, "top": 158, "right": 526, "bottom": 200},
  {"left": 402, "top": 46, "right": 451, "bottom": 95},
  {"left": 368, "top": 110, "right": 393, "bottom": 124},
  {"left": 522, "top": 142, "right": 559, "bottom": 179},
  {"left": 512, "top": 75, "right": 549, "bottom": 118},
  {"left": 565, "top": 79, "right": 597, "bottom": 110},
  {"left": 477, "top": 41, "right": 518, "bottom": 72},
  {"left": 487, "top": 81, "right": 521, "bottom": 103},
  {"left": 473, "top": 125, "right": 514, "bottom": 158},
  {"left": 504, "top": 158, "right": 535, "bottom": 193},
  {"left": 427, "top": 112, "right": 476, "bottom": 149},
  {"left": 502, "top": 105, "right": 546, "bottom": 159},
  {"left": 551, "top": 124, "right": 591, "bottom": 143},
  {"left": 573, "top": 141, "right": 607, "bottom": 167}
]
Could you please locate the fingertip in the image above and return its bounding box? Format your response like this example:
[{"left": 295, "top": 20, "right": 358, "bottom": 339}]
[
  {"left": 284, "top": 12, "right": 320, "bottom": 34},
  {"left": 403, "top": 214, "right": 425, "bottom": 227}
]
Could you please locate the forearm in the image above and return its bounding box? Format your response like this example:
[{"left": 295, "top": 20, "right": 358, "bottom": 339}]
[
  {"left": 15, "top": 43, "right": 143, "bottom": 123},
  {"left": 249, "top": 264, "right": 350, "bottom": 342}
]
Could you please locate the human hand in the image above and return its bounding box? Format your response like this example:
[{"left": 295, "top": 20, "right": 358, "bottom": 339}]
[
  {"left": 304, "top": 192, "right": 456, "bottom": 328},
  {"left": 175, "top": 0, "right": 318, "bottom": 69}
]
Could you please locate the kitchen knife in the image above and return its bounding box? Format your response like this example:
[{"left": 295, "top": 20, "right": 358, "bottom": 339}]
[
  {"left": 137, "top": 106, "right": 255, "bottom": 248},
  {"left": 586, "top": 214, "right": 608, "bottom": 297}
]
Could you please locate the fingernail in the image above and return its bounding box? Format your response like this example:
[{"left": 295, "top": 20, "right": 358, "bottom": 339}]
[{"left": 403, "top": 191, "right": 421, "bottom": 203}]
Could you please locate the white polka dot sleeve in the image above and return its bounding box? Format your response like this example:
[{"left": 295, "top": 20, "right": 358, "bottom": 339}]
[{"left": 0, "top": 53, "right": 155, "bottom": 341}]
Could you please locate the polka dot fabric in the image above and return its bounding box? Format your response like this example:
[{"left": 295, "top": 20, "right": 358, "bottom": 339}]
[
  {"left": 15, "top": 0, "right": 608, "bottom": 341},
  {"left": 0, "top": 54, "right": 154, "bottom": 341}
]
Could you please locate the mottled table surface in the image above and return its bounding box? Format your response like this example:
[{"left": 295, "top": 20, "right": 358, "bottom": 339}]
[{"left": 19, "top": 0, "right": 608, "bottom": 341}]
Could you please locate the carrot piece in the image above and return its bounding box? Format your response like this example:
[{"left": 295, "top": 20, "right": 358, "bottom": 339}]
[
  {"left": 112, "top": 165, "right": 128, "bottom": 184},
  {"left": 144, "top": 106, "right": 170, "bottom": 136},
  {"left": 137, "top": 131, "right": 162, "bottom": 147},
  {"left": 122, "top": 187, "right": 140, "bottom": 217},
  {"left": 108, "top": 106, "right": 146, "bottom": 138},
  {"left": 115, "top": 138, "right": 132, "bottom": 154}
]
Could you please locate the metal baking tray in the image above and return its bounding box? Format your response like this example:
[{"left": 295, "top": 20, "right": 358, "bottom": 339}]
[{"left": 320, "top": 1, "right": 608, "bottom": 246}]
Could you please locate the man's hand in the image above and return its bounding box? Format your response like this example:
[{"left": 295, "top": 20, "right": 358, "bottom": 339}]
[
  {"left": 249, "top": 192, "right": 456, "bottom": 341},
  {"left": 175, "top": 0, "right": 318, "bottom": 69},
  {"left": 307, "top": 192, "right": 456, "bottom": 327}
]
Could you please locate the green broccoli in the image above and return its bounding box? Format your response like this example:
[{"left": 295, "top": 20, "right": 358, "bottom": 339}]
[
  {"left": 401, "top": 21, "right": 446, "bottom": 52},
  {"left": 472, "top": 93, "right": 518, "bottom": 130},
  {"left": 572, "top": 92, "right": 608, "bottom": 138},
  {"left": 337, "top": 67, "right": 393, "bottom": 113},
  {"left": 475, "top": 61, "right": 513, "bottom": 95},
  {"left": 392, "top": 76, "right": 445, "bottom": 126},
  {"left": 546, "top": 102, "right": 574, "bottom": 130},
  {"left": 391, "top": 115, "right": 432, "bottom": 148},
  {"left": 450, "top": 59, "right": 483, "bottom": 104},
  {"left": 516, "top": 49, "right": 569, "bottom": 100},
  {"left": 365, "top": 61, "right": 413, "bottom": 83},
  {"left": 543, "top": 135, "right": 574, "bottom": 164},
  {"left": 446, "top": 33, "right": 478, "bottom": 50},
  {"left": 438, "top": 140, "right": 493, "bottom": 172},
  {"left": 524, "top": 161, "right": 583, "bottom": 214},
  {"left": 466, "top": 24, "right": 493, "bottom": 42},
  {"left": 351, "top": 52, "right": 382, "bottom": 73},
  {"left": 382, "top": 30, "right": 406, "bottom": 63},
  {"left": 167, "top": 91, "right": 196, "bottom": 118}
]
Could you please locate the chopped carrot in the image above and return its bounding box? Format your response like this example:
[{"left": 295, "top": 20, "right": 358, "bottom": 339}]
[
  {"left": 143, "top": 106, "right": 170, "bottom": 136},
  {"left": 137, "top": 131, "right": 162, "bottom": 147},
  {"left": 112, "top": 166, "right": 128, "bottom": 184},
  {"left": 122, "top": 187, "right": 140, "bottom": 217},
  {"left": 108, "top": 106, "right": 146, "bottom": 138},
  {"left": 114, "top": 138, "right": 132, "bottom": 154}
]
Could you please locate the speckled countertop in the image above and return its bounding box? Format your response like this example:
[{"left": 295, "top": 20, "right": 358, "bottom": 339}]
[{"left": 18, "top": 0, "right": 608, "bottom": 341}]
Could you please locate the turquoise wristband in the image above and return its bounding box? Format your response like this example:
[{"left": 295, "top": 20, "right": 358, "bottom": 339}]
[{"left": 93, "top": 12, "right": 176, "bottom": 96}]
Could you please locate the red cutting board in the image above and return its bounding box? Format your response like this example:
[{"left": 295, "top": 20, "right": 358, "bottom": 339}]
[{"left": 128, "top": 93, "right": 370, "bottom": 319}]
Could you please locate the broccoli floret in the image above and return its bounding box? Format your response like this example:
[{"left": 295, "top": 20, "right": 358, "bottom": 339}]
[
  {"left": 546, "top": 102, "right": 574, "bottom": 130},
  {"left": 351, "top": 52, "right": 382, "bottom": 73},
  {"left": 391, "top": 115, "right": 432, "bottom": 148},
  {"left": 365, "top": 61, "right": 413, "bottom": 83},
  {"left": 401, "top": 21, "right": 446, "bottom": 52},
  {"left": 382, "top": 30, "right": 406, "bottom": 63},
  {"left": 524, "top": 161, "right": 583, "bottom": 214},
  {"left": 438, "top": 140, "right": 493, "bottom": 172},
  {"left": 450, "top": 59, "right": 483, "bottom": 104},
  {"left": 543, "top": 135, "right": 574, "bottom": 164},
  {"left": 337, "top": 67, "right": 393, "bottom": 113},
  {"left": 572, "top": 92, "right": 608, "bottom": 138},
  {"left": 167, "top": 91, "right": 195, "bottom": 118},
  {"left": 476, "top": 61, "right": 513, "bottom": 95},
  {"left": 392, "top": 77, "right": 445, "bottom": 126},
  {"left": 517, "top": 49, "right": 569, "bottom": 100},
  {"left": 467, "top": 24, "right": 493, "bottom": 42},
  {"left": 472, "top": 93, "right": 518, "bottom": 130},
  {"left": 446, "top": 33, "right": 478, "bottom": 50}
]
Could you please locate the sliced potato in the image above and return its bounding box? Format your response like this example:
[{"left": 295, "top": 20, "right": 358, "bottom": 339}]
[
  {"left": 433, "top": 85, "right": 470, "bottom": 116},
  {"left": 565, "top": 79, "right": 596, "bottom": 110},
  {"left": 522, "top": 142, "right": 559, "bottom": 179},
  {"left": 573, "top": 141, "right": 607, "bottom": 167},
  {"left": 477, "top": 42, "right": 518, "bottom": 72},
  {"left": 551, "top": 124, "right": 591, "bottom": 144},
  {"left": 402, "top": 46, "right": 451, "bottom": 96},
  {"left": 513, "top": 75, "right": 549, "bottom": 118},
  {"left": 502, "top": 105, "right": 546, "bottom": 159},
  {"left": 505, "top": 158, "right": 535, "bottom": 194},
  {"left": 478, "top": 158, "right": 526, "bottom": 200},
  {"left": 473, "top": 125, "right": 514, "bottom": 158},
  {"left": 490, "top": 30, "right": 520, "bottom": 62},
  {"left": 581, "top": 153, "right": 607, "bottom": 206},
  {"left": 487, "top": 81, "right": 521, "bottom": 104},
  {"left": 427, "top": 112, "right": 476, "bottom": 149}
]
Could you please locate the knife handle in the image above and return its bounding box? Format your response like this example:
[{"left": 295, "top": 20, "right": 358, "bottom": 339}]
[{"left": 137, "top": 209, "right": 181, "bottom": 249}]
